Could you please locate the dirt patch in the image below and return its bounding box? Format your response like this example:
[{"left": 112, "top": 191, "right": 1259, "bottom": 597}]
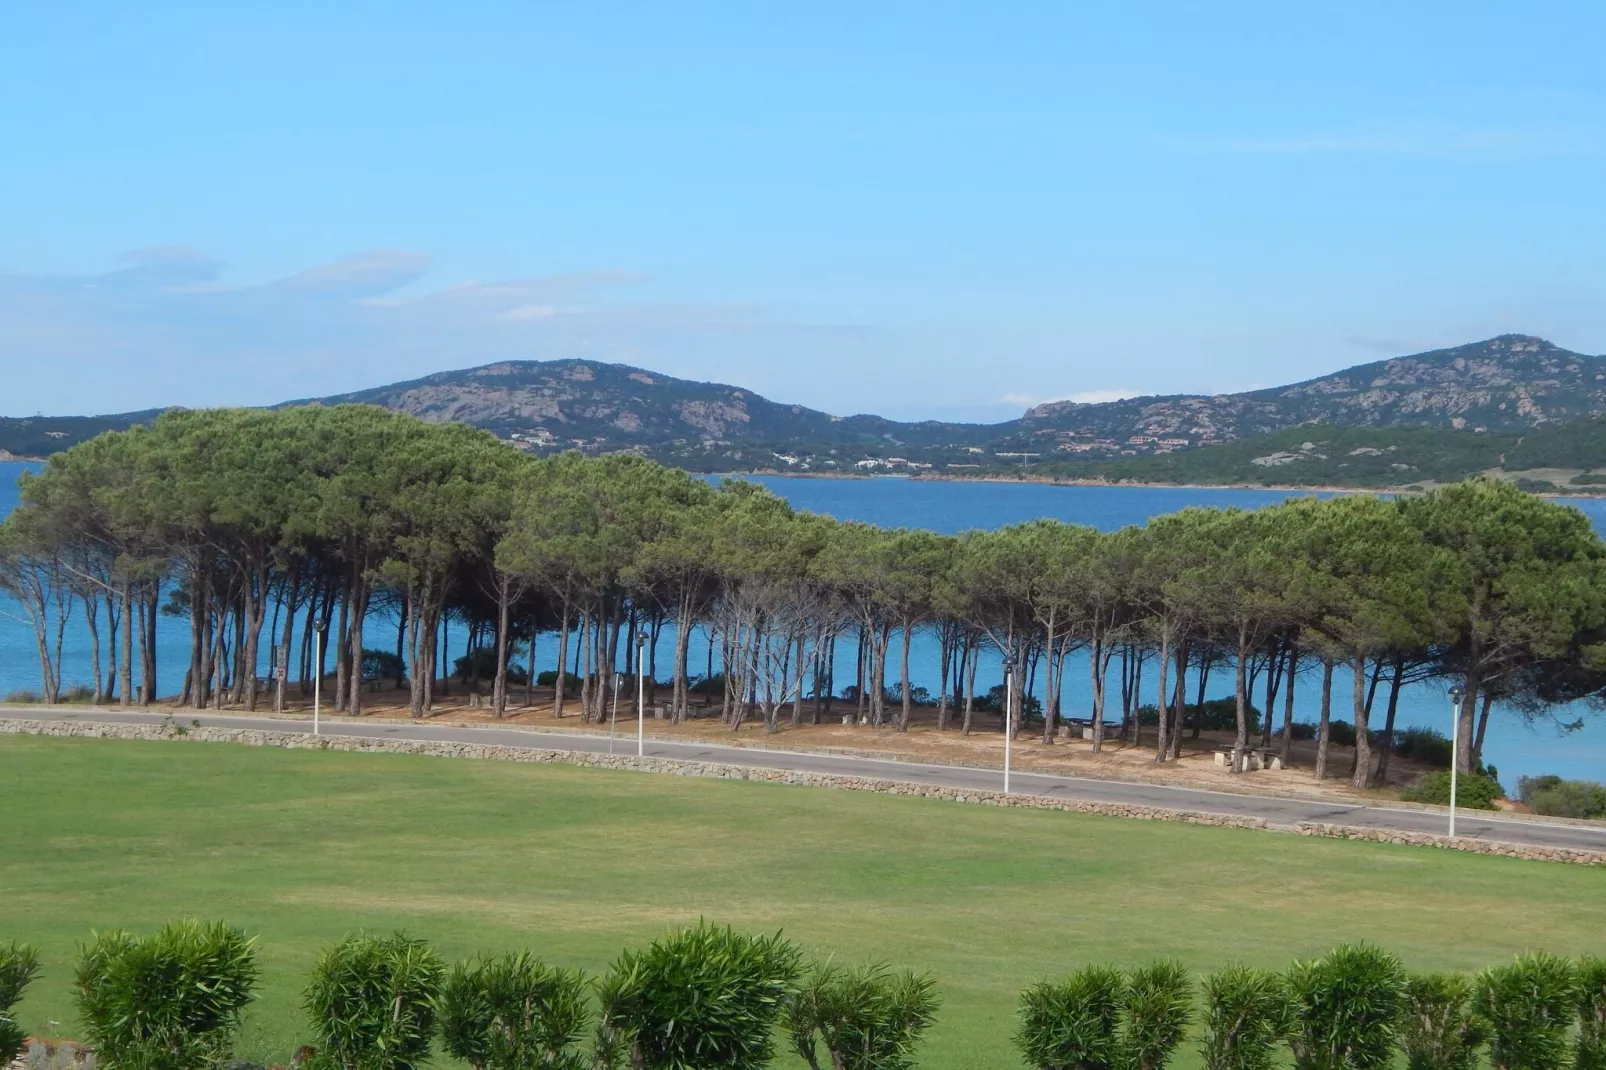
[{"left": 239, "top": 684, "right": 1432, "bottom": 807}]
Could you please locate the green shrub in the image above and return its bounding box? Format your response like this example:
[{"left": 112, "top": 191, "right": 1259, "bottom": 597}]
[
  {"left": 596, "top": 921, "right": 802, "bottom": 1070},
  {"left": 0, "top": 942, "right": 42, "bottom": 1066},
  {"left": 1135, "top": 702, "right": 1263, "bottom": 732},
  {"left": 1399, "top": 973, "right": 1485, "bottom": 1070},
  {"left": 74, "top": 920, "right": 259, "bottom": 1070},
  {"left": 784, "top": 961, "right": 940, "bottom": 1070},
  {"left": 1569, "top": 473, "right": 1606, "bottom": 486},
  {"left": 1400, "top": 771, "right": 1502, "bottom": 810},
  {"left": 1518, "top": 775, "right": 1565, "bottom": 802},
  {"left": 1514, "top": 478, "right": 1560, "bottom": 494},
  {"left": 1016, "top": 965, "right": 1126, "bottom": 1070},
  {"left": 452, "top": 648, "right": 527, "bottom": 686},
  {"left": 1518, "top": 777, "right": 1606, "bottom": 820},
  {"left": 1285, "top": 944, "right": 1404, "bottom": 1070},
  {"left": 303, "top": 932, "right": 444, "bottom": 1070},
  {"left": 1473, "top": 953, "right": 1578, "bottom": 1070},
  {"left": 1390, "top": 728, "right": 1453, "bottom": 768},
  {"left": 1326, "top": 721, "right": 1357, "bottom": 747},
  {"left": 1577, "top": 957, "right": 1606, "bottom": 1070},
  {"left": 1122, "top": 961, "right": 1194, "bottom": 1070},
  {"left": 2, "top": 691, "right": 39, "bottom": 704},
  {"left": 360, "top": 649, "right": 406, "bottom": 684},
  {"left": 437, "top": 952, "right": 589, "bottom": 1070},
  {"left": 1200, "top": 966, "right": 1289, "bottom": 1070}
]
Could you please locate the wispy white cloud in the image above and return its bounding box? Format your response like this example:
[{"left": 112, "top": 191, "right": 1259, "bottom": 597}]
[{"left": 0, "top": 248, "right": 879, "bottom": 415}]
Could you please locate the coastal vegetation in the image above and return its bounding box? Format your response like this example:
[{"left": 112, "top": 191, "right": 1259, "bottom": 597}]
[
  {"left": 1029, "top": 415, "right": 1606, "bottom": 491},
  {"left": 4, "top": 406, "right": 1606, "bottom": 790},
  {"left": 4, "top": 734, "right": 1606, "bottom": 1069}
]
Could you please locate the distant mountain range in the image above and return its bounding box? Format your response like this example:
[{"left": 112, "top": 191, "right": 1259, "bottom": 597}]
[{"left": 7, "top": 335, "right": 1606, "bottom": 490}]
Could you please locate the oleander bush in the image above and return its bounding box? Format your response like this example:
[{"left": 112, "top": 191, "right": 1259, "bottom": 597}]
[
  {"left": 1016, "top": 962, "right": 1194, "bottom": 1070},
  {"left": 1121, "top": 961, "right": 1194, "bottom": 1070},
  {"left": 1398, "top": 972, "right": 1486, "bottom": 1070},
  {"left": 74, "top": 920, "right": 259, "bottom": 1070},
  {"left": 594, "top": 921, "right": 802, "bottom": 1070},
  {"left": 783, "top": 960, "right": 940, "bottom": 1070},
  {"left": 1285, "top": 943, "right": 1404, "bottom": 1070},
  {"left": 1577, "top": 956, "right": 1606, "bottom": 1070},
  {"left": 437, "top": 952, "right": 589, "bottom": 1070},
  {"left": 1473, "top": 953, "right": 1578, "bottom": 1070},
  {"left": 303, "top": 932, "right": 443, "bottom": 1070},
  {"left": 0, "top": 941, "right": 42, "bottom": 1067},
  {"left": 1016, "top": 965, "right": 1126, "bottom": 1070},
  {"left": 1200, "top": 966, "right": 1289, "bottom": 1070}
]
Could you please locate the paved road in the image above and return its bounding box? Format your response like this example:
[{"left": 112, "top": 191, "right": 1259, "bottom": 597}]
[{"left": 10, "top": 707, "right": 1606, "bottom": 852}]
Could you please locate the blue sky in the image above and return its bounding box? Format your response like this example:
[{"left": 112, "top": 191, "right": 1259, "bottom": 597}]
[{"left": 2, "top": 2, "right": 1603, "bottom": 420}]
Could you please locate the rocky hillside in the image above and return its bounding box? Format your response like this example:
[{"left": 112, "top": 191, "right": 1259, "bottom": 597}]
[
  {"left": 292, "top": 359, "right": 1002, "bottom": 470},
  {"left": 9, "top": 336, "right": 1606, "bottom": 479},
  {"left": 1013, "top": 336, "right": 1606, "bottom": 450}
]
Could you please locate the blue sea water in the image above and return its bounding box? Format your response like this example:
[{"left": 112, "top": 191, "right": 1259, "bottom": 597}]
[{"left": 4, "top": 460, "right": 1603, "bottom": 784}]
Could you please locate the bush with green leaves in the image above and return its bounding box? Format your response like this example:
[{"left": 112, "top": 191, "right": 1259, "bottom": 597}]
[
  {"left": 1285, "top": 943, "right": 1404, "bottom": 1070},
  {"left": 1200, "top": 966, "right": 1289, "bottom": 1070},
  {"left": 1400, "top": 771, "right": 1502, "bottom": 810},
  {"left": 783, "top": 961, "right": 940, "bottom": 1070},
  {"left": 303, "top": 932, "right": 444, "bottom": 1070},
  {"left": 1016, "top": 965, "right": 1127, "bottom": 1070},
  {"left": 1473, "top": 953, "right": 1578, "bottom": 1070},
  {"left": 1576, "top": 956, "right": 1606, "bottom": 1070},
  {"left": 1398, "top": 973, "right": 1486, "bottom": 1070},
  {"left": 595, "top": 921, "right": 802, "bottom": 1070},
  {"left": 1390, "top": 728, "right": 1453, "bottom": 768},
  {"left": 1121, "top": 961, "right": 1194, "bottom": 1070},
  {"left": 1016, "top": 962, "right": 1194, "bottom": 1070},
  {"left": 1518, "top": 776, "right": 1606, "bottom": 819},
  {"left": 0, "top": 942, "right": 42, "bottom": 1066},
  {"left": 437, "top": 952, "right": 589, "bottom": 1070},
  {"left": 74, "top": 920, "right": 259, "bottom": 1070}
]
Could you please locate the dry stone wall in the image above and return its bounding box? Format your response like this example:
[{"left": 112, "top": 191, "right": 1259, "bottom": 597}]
[{"left": 1294, "top": 821, "right": 1606, "bottom": 865}]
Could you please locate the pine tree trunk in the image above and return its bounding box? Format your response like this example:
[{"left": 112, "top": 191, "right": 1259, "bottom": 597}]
[{"left": 1314, "top": 658, "right": 1334, "bottom": 780}]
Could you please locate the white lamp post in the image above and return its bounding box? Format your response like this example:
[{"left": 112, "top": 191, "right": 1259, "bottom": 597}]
[
  {"left": 1447, "top": 682, "right": 1465, "bottom": 837},
  {"left": 609, "top": 672, "right": 621, "bottom": 754},
  {"left": 312, "top": 621, "right": 326, "bottom": 737},
  {"left": 636, "top": 632, "right": 648, "bottom": 758},
  {"left": 1003, "top": 655, "right": 1015, "bottom": 794}
]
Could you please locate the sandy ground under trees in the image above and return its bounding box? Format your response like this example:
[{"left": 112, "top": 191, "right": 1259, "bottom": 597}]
[{"left": 245, "top": 681, "right": 1450, "bottom": 807}]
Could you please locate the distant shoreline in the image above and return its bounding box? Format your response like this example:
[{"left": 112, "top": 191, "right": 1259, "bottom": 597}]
[{"left": 717, "top": 467, "right": 1606, "bottom": 499}]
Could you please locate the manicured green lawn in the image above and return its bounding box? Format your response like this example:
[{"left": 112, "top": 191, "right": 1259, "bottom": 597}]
[{"left": 3, "top": 735, "right": 1602, "bottom": 1069}]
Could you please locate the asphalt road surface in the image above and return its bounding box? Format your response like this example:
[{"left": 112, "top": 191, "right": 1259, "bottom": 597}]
[{"left": 9, "top": 707, "right": 1606, "bottom": 853}]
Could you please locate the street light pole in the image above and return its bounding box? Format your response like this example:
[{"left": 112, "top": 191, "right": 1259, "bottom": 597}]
[
  {"left": 609, "top": 672, "right": 621, "bottom": 755},
  {"left": 636, "top": 631, "right": 648, "bottom": 759},
  {"left": 1003, "top": 656, "right": 1014, "bottom": 794},
  {"left": 1447, "top": 682, "right": 1465, "bottom": 837},
  {"left": 313, "top": 621, "right": 326, "bottom": 737}
]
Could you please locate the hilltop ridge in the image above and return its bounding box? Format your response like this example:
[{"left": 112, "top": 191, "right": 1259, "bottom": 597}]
[{"left": 6, "top": 335, "right": 1606, "bottom": 483}]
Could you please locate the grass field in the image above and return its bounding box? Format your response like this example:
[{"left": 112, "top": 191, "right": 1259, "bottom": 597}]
[{"left": 4, "top": 735, "right": 1603, "bottom": 1070}]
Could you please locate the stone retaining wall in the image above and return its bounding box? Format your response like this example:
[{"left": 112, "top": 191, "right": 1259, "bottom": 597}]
[
  {"left": 9, "top": 717, "right": 1605, "bottom": 863},
  {"left": 1294, "top": 821, "right": 1606, "bottom": 866}
]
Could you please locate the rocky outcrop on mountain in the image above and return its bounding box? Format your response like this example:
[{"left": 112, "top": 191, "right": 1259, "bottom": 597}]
[
  {"left": 1018, "top": 336, "right": 1606, "bottom": 445},
  {"left": 10, "top": 336, "right": 1606, "bottom": 477}
]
